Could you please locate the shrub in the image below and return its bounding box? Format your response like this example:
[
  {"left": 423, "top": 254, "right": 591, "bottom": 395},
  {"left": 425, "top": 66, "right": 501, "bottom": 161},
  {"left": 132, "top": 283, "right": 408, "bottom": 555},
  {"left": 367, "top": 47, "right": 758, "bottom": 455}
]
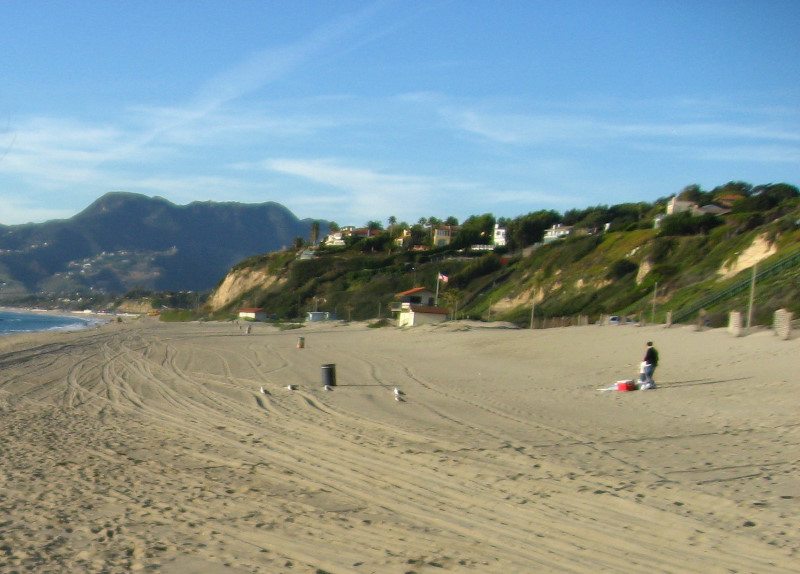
[{"left": 606, "top": 258, "right": 638, "bottom": 280}]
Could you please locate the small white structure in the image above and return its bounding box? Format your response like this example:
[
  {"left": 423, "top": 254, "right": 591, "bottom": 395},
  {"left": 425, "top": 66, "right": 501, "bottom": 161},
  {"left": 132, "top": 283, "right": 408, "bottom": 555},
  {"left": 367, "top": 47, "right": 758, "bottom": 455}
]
[
  {"left": 239, "top": 307, "right": 267, "bottom": 321},
  {"left": 394, "top": 302, "right": 449, "bottom": 327},
  {"left": 307, "top": 311, "right": 337, "bottom": 322}
]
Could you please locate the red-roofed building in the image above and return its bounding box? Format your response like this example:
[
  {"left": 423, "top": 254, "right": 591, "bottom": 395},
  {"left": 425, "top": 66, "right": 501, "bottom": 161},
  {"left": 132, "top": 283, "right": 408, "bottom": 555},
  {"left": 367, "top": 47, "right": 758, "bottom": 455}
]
[
  {"left": 392, "top": 287, "right": 449, "bottom": 327},
  {"left": 394, "top": 287, "right": 436, "bottom": 306}
]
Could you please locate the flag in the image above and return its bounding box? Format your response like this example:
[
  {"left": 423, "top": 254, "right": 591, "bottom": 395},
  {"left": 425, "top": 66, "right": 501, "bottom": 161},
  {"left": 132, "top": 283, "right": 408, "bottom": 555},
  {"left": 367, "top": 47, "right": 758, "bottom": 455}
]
[{"left": 438, "top": 272, "right": 449, "bottom": 283}]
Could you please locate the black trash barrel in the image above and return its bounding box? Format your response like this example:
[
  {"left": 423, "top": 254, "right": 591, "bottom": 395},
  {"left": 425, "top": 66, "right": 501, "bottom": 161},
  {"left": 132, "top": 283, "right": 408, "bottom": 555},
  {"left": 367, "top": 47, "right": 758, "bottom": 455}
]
[{"left": 321, "top": 363, "right": 337, "bottom": 386}]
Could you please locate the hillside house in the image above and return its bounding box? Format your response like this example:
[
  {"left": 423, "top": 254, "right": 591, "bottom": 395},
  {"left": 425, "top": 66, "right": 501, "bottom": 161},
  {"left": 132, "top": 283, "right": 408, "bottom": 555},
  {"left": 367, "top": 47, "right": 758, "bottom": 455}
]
[
  {"left": 666, "top": 195, "right": 731, "bottom": 217},
  {"left": 493, "top": 223, "right": 507, "bottom": 247},
  {"left": 394, "top": 228, "right": 412, "bottom": 248},
  {"left": 666, "top": 196, "right": 694, "bottom": 215},
  {"left": 433, "top": 225, "right": 460, "bottom": 247},
  {"left": 323, "top": 231, "right": 346, "bottom": 247},
  {"left": 543, "top": 224, "right": 573, "bottom": 243},
  {"left": 239, "top": 308, "right": 267, "bottom": 321},
  {"left": 323, "top": 226, "right": 379, "bottom": 245}
]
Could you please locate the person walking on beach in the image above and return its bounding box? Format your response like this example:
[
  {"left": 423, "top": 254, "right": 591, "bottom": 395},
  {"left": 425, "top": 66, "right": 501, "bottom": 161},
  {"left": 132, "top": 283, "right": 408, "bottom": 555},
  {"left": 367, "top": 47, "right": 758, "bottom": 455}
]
[{"left": 641, "top": 341, "right": 659, "bottom": 389}]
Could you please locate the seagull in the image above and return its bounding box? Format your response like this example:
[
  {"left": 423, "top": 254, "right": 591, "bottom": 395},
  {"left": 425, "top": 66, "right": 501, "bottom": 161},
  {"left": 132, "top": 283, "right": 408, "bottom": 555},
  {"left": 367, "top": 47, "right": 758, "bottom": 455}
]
[
  {"left": 286, "top": 384, "right": 296, "bottom": 391},
  {"left": 323, "top": 384, "right": 332, "bottom": 391},
  {"left": 393, "top": 387, "right": 403, "bottom": 396},
  {"left": 395, "top": 395, "right": 404, "bottom": 402},
  {"left": 260, "top": 386, "right": 266, "bottom": 394}
]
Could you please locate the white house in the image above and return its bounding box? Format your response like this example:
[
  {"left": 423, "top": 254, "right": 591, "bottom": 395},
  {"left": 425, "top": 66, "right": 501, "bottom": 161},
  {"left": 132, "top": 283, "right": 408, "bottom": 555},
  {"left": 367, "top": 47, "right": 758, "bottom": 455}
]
[
  {"left": 493, "top": 223, "right": 507, "bottom": 247},
  {"left": 543, "top": 224, "right": 573, "bottom": 243},
  {"left": 666, "top": 196, "right": 695, "bottom": 215},
  {"left": 323, "top": 231, "right": 347, "bottom": 247}
]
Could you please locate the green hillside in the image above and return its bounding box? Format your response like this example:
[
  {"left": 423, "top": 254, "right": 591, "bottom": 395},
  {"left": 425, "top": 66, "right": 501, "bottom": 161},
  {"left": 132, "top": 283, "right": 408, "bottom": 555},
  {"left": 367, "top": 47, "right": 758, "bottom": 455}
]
[{"left": 205, "top": 183, "right": 800, "bottom": 328}]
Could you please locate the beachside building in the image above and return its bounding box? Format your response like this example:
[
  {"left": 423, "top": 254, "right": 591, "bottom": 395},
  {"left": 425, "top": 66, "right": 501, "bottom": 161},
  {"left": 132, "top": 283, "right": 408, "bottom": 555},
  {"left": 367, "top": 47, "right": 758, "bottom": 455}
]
[
  {"left": 238, "top": 308, "right": 267, "bottom": 321},
  {"left": 307, "top": 311, "right": 338, "bottom": 322},
  {"left": 391, "top": 287, "right": 449, "bottom": 327},
  {"left": 394, "top": 287, "right": 436, "bottom": 307}
]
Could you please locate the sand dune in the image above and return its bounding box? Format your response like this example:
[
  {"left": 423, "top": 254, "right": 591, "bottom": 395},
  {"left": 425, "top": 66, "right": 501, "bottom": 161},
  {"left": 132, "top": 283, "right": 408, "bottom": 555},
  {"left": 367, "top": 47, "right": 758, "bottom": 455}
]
[{"left": 1, "top": 318, "right": 797, "bottom": 573}]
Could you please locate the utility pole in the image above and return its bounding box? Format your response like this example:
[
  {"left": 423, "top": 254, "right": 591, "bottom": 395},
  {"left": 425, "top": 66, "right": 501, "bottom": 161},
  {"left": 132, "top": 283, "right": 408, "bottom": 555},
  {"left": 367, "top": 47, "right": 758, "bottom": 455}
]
[
  {"left": 530, "top": 300, "right": 535, "bottom": 329},
  {"left": 747, "top": 262, "right": 757, "bottom": 329},
  {"left": 651, "top": 282, "right": 657, "bottom": 324}
]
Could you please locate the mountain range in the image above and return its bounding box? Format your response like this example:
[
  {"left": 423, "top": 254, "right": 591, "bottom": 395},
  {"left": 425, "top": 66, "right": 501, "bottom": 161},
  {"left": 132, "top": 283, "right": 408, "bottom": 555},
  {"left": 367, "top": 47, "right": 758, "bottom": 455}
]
[{"left": 0, "top": 192, "right": 322, "bottom": 297}]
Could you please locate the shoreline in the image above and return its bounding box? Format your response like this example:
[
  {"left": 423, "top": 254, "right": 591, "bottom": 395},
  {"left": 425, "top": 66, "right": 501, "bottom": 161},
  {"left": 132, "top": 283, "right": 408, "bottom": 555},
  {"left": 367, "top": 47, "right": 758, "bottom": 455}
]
[{"left": 0, "top": 306, "right": 111, "bottom": 337}]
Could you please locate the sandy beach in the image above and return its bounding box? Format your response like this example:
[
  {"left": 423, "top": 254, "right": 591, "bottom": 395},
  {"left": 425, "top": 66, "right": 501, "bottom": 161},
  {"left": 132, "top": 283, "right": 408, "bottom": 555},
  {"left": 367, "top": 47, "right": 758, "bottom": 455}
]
[{"left": 1, "top": 318, "right": 797, "bottom": 573}]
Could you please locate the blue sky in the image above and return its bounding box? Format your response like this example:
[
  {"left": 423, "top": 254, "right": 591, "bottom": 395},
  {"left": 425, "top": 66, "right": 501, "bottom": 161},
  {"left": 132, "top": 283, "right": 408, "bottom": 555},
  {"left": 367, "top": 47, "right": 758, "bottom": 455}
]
[{"left": 1, "top": 0, "right": 798, "bottom": 227}]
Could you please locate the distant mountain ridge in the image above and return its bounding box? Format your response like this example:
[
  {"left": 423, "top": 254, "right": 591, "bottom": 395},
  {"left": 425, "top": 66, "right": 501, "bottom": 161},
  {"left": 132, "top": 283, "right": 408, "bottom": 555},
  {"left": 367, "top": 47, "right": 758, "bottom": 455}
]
[{"left": 0, "top": 192, "right": 322, "bottom": 295}]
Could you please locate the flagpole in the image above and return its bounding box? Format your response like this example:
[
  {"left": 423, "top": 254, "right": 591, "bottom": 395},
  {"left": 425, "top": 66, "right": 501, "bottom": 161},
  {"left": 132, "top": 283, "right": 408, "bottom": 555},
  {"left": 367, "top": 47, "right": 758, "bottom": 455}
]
[{"left": 435, "top": 274, "right": 440, "bottom": 306}]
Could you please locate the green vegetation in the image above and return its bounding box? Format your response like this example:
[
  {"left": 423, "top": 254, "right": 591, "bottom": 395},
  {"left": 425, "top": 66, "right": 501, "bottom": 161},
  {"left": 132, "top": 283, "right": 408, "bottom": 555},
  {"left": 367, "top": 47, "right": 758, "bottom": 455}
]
[
  {"left": 206, "top": 182, "right": 799, "bottom": 328},
  {"left": 14, "top": 182, "right": 796, "bottom": 328},
  {"left": 159, "top": 309, "right": 202, "bottom": 322}
]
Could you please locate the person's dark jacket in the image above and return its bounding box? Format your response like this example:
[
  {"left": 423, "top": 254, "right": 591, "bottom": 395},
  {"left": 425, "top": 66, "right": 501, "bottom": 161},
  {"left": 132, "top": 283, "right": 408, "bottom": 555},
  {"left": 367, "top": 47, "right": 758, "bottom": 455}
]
[{"left": 644, "top": 347, "right": 659, "bottom": 366}]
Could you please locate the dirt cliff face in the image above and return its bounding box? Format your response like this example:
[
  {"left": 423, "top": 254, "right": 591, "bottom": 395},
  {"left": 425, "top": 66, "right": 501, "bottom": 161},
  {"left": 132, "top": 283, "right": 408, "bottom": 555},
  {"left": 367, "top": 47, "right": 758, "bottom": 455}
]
[
  {"left": 719, "top": 233, "right": 778, "bottom": 280},
  {"left": 206, "top": 268, "right": 283, "bottom": 311}
]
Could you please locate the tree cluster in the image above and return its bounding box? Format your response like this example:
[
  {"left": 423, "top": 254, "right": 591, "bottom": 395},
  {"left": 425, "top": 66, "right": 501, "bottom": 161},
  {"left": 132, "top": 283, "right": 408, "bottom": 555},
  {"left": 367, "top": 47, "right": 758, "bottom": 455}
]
[{"left": 307, "top": 181, "right": 798, "bottom": 254}]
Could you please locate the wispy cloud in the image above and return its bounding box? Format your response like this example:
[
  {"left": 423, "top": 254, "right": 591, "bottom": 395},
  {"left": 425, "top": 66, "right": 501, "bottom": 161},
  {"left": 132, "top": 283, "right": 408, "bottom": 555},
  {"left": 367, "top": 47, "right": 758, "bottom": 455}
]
[
  {"left": 260, "top": 158, "right": 448, "bottom": 222},
  {"left": 440, "top": 99, "right": 800, "bottom": 160},
  {"left": 0, "top": 4, "right": 394, "bottom": 223},
  {"left": 255, "top": 157, "right": 579, "bottom": 223},
  {"left": 134, "top": 3, "right": 390, "bottom": 153},
  {"left": 0, "top": 197, "right": 74, "bottom": 225}
]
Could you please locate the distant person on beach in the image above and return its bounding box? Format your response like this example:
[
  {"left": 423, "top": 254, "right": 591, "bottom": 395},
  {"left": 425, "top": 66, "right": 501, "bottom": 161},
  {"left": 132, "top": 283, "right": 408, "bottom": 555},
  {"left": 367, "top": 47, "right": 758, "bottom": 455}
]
[{"left": 640, "top": 341, "right": 659, "bottom": 389}]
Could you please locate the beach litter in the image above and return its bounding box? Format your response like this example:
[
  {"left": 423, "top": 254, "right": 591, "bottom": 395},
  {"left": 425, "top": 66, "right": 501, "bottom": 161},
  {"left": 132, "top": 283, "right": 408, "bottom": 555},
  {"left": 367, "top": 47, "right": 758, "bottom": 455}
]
[{"left": 598, "top": 380, "right": 637, "bottom": 392}]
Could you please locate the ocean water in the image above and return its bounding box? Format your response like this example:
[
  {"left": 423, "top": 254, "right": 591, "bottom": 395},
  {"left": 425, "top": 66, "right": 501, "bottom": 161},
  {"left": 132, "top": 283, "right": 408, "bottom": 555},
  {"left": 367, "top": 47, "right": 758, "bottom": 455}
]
[{"left": 0, "top": 309, "right": 97, "bottom": 336}]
